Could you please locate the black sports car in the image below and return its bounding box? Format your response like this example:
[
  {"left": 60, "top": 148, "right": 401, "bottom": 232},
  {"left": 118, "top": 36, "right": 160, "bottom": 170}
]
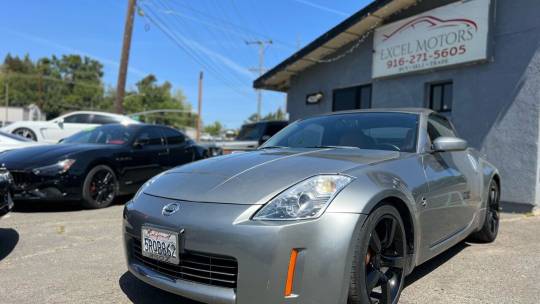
[
  {"left": 0, "top": 123, "right": 207, "bottom": 208},
  {"left": 0, "top": 167, "right": 14, "bottom": 217}
]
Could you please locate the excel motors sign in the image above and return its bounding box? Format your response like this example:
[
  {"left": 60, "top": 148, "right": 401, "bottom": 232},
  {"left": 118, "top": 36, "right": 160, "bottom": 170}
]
[{"left": 372, "top": 0, "right": 491, "bottom": 78}]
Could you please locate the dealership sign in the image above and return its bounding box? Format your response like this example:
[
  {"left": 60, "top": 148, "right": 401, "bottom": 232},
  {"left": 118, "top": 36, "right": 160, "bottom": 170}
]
[{"left": 372, "top": 0, "right": 491, "bottom": 78}]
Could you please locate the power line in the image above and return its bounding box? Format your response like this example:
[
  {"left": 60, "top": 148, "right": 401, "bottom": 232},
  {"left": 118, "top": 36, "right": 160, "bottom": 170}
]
[
  {"left": 229, "top": 0, "right": 258, "bottom": 41},
  {"left": 149, "top": 1, "right": 252, "bottom": 90},
  {"left": 140, "top": 4, "right": 253, "bottom": 98},
  {"left": 156, "top": 0, "right": 296, "bottom": 50},
  {"left": 153, "top": 0, "right": 252, "bottom": 88}
]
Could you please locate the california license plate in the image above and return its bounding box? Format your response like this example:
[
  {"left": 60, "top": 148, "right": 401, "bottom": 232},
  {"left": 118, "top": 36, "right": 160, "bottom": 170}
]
[{"left": 141, "top": 227, "right": 180, "bottom": 265}]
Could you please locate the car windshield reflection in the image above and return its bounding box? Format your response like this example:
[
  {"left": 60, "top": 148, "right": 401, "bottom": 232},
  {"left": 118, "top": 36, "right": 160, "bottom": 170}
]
[{"left": 62, "top": 125, "right": 134, "bottom": 145}]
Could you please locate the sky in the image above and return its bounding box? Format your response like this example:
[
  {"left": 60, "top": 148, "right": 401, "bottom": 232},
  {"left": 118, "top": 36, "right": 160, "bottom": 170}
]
[{"left": 0, "top": 0, "right": 371, "bottom": 128}]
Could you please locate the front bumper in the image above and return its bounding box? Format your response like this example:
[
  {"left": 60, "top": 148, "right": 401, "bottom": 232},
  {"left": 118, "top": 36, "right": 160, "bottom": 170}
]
[
  {"left": 0, "top": 192, "right": 14, "bottom": 216},
  {"left": 8, "top": 170, "right": 82, "bottom": 201},
  {"left": 123, "top": 194, "right": 366, "bottom": 304}
]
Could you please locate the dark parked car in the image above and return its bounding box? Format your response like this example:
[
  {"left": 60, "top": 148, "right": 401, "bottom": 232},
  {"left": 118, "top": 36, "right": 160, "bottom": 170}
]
[
  {"left": 0, "top": 124, "right": 207, "bottom": 208},
  {"left": 0, "top": 167, "right": 14, "bottom": 217},
  {"left": 215, "top": 120, "right": 288, "bottom": 154}
]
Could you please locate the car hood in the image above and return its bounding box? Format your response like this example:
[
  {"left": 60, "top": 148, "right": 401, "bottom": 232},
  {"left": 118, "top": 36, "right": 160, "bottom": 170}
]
[
  {"left": 143, "top": 148, "right": 400, "bottom": 205},
  {"left": 0, "top": 142, "right": 41, "bottom": 153},
  {"left": 0, "top": 144, "right": 116, "bottom": 170}
]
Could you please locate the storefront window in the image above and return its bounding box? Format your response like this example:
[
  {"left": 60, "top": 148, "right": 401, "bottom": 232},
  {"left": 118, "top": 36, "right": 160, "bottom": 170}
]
[
  {"left": 429, "top": 82, "right": 453, "bottom": 112},
  {"left": 333, "top": 84, "right": 372, "bottom": 111}
]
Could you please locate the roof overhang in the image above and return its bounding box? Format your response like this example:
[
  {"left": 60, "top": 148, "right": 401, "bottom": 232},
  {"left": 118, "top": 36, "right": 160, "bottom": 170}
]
[{"left": 253, "top": 0, "right": 419, "bottom": 92}]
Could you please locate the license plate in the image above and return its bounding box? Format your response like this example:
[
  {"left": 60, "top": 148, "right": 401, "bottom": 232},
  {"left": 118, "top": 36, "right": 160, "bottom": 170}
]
[{"left": 141, "top": 227, "right": 180, "bottom": 265}]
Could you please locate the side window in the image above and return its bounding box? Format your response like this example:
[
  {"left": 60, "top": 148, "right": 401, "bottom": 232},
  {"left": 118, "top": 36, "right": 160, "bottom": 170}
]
[
  {"left": 135, "top": 127, "right": 163, "bottom": 146},
  {"left": 90, "top": 115, "right": 119, "bottom": 125},
  {"left": 161, "top": 128, "right": 185, "bottom": 145},
  {"left": 427, "top": 114, "right": 457, "bottom": 142},
  {"left": 64, "top": 114, "right": 91, "bottom": 124}
]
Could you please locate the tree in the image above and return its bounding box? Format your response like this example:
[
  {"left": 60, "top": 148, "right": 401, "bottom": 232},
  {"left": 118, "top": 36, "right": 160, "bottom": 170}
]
[
  {"left": 123, "top": 74, "right": 197, "bottom": 129},
  {"left": 244, "top": 108, "right": 287, "bottom": 123},
  {"left": 0, "top": 53, "right": 104, "bottom": 118},
  {"left": 263, "top": 108, "right": 286, "bottom": 121},
  {"left": 0, "top": 53, "right": 196, "bottom": 130},
  {"left": 204, "top": 121, "right": 223, "bottom": 136}
]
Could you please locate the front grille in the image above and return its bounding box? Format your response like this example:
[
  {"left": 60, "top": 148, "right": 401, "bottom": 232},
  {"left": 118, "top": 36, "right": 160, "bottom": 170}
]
[
  {"left": 132, "top": 238, "right": 238, "bottom": 289},
  {"left": 10, "top": 171, "right": 37, "bottom": 190}
]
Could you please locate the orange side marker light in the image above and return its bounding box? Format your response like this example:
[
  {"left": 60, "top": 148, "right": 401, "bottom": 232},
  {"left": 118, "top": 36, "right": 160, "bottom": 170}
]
[{"left": 284, "top": 249, "right": 299, "bottom": 297}]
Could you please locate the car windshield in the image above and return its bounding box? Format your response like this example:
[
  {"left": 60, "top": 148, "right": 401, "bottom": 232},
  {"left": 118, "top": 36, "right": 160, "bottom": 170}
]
[
  {"left": 261, "top": 112, "right": 419, "bottom": 152},
  {"left": 236, "top": 123, "right": 264, "bottom": 141},
  {"left": 62, "top": 125, "right": 134, "bottom": 145}
]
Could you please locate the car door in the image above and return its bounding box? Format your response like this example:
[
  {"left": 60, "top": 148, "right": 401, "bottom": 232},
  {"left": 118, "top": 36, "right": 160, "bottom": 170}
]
[
  {"left": 419, "top": 114, "right": 476, "bottom": 255},
  {"left": 124, "top": 126, "right": 169, "bottom": 187},
  {"left": 160, "top": 127, "right": 193, "bottom": 168}
]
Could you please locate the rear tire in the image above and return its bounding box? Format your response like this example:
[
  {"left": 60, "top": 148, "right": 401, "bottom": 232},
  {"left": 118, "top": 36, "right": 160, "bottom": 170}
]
[
  {"left": 81, "top": 165, "right": 118, "bottom": 209},
  {"left": 470, "top": 179, "right": 500, "bottom": 243},
  {"left": 13, "top": 128, "right": 37, "bottom": 141},
  {"left": 348, "top": 204, "right": 407, "bottom": 304}
]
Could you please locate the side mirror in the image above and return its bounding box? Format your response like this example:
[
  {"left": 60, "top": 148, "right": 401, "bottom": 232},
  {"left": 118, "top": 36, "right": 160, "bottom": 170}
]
[
  {"left": 432, "top": 137, "right": 468, "bottom": 152},
  {"left": 57, "top": 118, "right": 64, "bottom": 127}
]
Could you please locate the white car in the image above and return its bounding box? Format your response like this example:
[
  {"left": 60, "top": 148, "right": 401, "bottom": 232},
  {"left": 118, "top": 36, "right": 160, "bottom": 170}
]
[
  {"left": 1, "top": 111, "right": 139, "bottom": 143},
  {"left": 0, "top": 131, "right": 40, "bottom": 153}
]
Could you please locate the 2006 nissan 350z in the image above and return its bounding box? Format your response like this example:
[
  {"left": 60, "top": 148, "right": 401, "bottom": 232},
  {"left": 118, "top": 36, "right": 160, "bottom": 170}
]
[{"left": 123, "top": 109, "right": 500, "bottom": 304}]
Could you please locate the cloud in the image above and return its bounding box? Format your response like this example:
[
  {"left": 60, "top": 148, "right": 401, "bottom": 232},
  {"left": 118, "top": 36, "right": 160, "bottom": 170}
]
[
  {"left": 0, "top": 27, "right": 148, "bottom": 78},
  {"left": 291, "top": 0, "right": 348, "bottom": 16}
]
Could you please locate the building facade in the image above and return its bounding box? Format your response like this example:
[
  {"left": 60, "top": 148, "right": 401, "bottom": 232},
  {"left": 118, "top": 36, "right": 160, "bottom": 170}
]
[
  {"left": 1, "top": 104, "right": 46, "bottom": 127},
  {"left": 255, "top": 0, "right": 540, "bottom": 208}
]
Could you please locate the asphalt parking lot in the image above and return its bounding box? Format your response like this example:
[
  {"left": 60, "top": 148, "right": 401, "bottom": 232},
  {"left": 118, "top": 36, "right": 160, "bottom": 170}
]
[{"left": 1, "top": 201, "right": 539, "bottom": 304}]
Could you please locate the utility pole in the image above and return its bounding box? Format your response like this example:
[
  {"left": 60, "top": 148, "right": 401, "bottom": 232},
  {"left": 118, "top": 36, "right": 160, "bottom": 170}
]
[
  {"left": 115, "top": 0, "right": 137, "bottom": 114},
  {"left": 196, "top": 71, "right": 204, "bottom": 142},
  {"left": 246, "top": 39, "right": 272, "bottom": 121}
]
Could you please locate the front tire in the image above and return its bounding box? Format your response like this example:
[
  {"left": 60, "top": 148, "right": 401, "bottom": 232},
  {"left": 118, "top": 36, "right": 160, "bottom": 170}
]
[
  {"left": 13, "top": 128, "right": 37, "bottom": 141},
  {"left": 349, "top": 205, "right": 407, "bottom": 304},
  {"left": 81, "top": 165, "right": 118, "bottom": 209},
  {"left": 470, "top": 179, "right": 500, "bottom": 243}
]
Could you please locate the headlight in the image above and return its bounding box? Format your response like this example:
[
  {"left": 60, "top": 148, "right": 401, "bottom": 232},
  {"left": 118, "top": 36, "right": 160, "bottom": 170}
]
[
  {"left": 253, "top": 175, "right": 353, "bottom": 221},
  {"left": 0, "top": 170, "right": 13, "bottom": 184},
  {"left": 32, "top": 159, "right": 76, "bottom": 176}
]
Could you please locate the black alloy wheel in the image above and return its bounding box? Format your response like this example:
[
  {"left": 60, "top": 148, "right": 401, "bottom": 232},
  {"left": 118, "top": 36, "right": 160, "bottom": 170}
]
[
  {"left": 349, "top": 205, "right": 407, "bottom": 304},
  {"left": 486, "top": 182, "right": 500, "bottom": 235},
  {"left": 13, "top": 128, "right": 37, "bottom": 141},
  {"left": 82, "top": 165, "right": 118, "bottom": 209},
  {"left": 470, "top": 179, "right": 500, "bottom": 242}
]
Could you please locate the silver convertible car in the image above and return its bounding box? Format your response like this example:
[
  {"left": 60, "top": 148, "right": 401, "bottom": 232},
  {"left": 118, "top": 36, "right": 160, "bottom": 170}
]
[{"left": 123, "top": 109, "right": 500, "bottom": 304}]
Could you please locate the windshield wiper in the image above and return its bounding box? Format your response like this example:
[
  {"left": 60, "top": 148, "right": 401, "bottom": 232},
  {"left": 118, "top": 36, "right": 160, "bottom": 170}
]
[
  {"left": 258, "top": 145, "right": 288, "bottom": 150},
  {"left": 304, "top": 145, "right": 360, "bottom": 150}
]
